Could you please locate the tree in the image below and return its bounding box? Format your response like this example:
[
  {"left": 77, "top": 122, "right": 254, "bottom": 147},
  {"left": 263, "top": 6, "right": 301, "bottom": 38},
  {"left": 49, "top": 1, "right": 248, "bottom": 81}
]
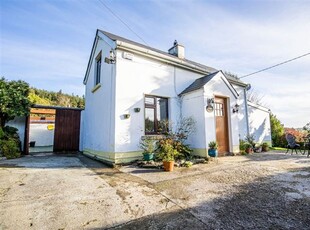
[
  {"left": 0, "top": 77, "right": 31, "bottom": 128},
  {"left": 246, "top": 89, "right": 266, "bottom": 106},
  {"left": 303, "top": 122, "right": 310, "bottom": 133},
  {"left": 270, "top": 113, "right": 285, "bottom": 147}
]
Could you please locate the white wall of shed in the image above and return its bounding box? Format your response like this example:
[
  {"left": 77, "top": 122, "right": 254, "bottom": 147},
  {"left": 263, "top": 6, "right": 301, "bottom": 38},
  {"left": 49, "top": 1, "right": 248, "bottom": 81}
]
[
  {"left": 248, "top": 103, "right": 271, "bottom": 144},
  {"left": 7, "top": 117, "right": 26, "bottom": 151}
]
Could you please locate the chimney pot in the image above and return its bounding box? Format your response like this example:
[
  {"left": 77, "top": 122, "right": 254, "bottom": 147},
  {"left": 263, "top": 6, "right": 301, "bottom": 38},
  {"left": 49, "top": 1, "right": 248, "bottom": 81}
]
[{"left": 168, "top": 40, "right": 185, "bottom": 59}]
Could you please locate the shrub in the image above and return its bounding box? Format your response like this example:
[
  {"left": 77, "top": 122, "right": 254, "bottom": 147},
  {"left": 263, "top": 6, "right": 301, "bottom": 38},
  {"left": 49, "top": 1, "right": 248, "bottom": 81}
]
[
  {"left": 239, "top": 139, "right": 247, "bottom": 154},
  {"left": 139, "top": 138, "right": 157, "bottom": 154},
  {"left": 245, "top": 134, "right": 256, "bottom": 148},
  {"left": 0, "top": 138, "right": 20, "bottom": 159},
  {"left": 0, "top": 125, "right": 21, "bottom": 159},
  {"left": 208, "top": 141, "right": 218, "bottom": 149},
  {"left": 156, "top": 139, "right": 179, "bottom": 162},
  {"left": 261, "top": 142, "right": 269, "bottom": 152}
]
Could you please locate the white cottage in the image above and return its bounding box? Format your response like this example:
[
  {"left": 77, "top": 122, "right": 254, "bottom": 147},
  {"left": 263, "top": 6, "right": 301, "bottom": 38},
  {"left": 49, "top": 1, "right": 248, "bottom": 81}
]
[{"left": 81, "top": 30, "right": 271, "bottom": 164}]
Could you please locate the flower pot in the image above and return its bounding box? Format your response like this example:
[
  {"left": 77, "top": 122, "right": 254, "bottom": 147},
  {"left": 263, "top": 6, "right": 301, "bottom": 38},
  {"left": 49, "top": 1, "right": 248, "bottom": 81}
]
[
  {"left": 245, "top": 148, "right": 253, "bottom": 154},
  {"left": 163, "top": 161, "right": 174, "bottom": 171},
  {"left": 208, "top": 149, "right": 218, "bottom": 157},
  {"left": 143, "top": 153, "right": 154, "bottom": 161}
]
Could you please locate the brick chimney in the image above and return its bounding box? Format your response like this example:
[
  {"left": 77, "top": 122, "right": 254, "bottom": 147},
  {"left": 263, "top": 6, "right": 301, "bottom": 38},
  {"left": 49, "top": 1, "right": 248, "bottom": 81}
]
[{"left": 168, "top": 40, "right": 185, "bottom": 59}]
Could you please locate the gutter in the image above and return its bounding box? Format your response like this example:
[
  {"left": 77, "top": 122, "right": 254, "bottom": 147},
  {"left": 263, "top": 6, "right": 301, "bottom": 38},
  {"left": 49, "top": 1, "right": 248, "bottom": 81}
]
[{"left": 115, "top": 40, "right": 213, "bottom": 75}]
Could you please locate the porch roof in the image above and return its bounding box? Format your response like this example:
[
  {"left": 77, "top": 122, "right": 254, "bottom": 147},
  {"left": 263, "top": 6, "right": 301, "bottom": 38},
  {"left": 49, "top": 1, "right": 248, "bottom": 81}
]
[
  {"left": 179, "top": 71, "right": 219, "bottom": 95},
  {"left": 179, "top": 70, "right": 239, "bottom": 98}
]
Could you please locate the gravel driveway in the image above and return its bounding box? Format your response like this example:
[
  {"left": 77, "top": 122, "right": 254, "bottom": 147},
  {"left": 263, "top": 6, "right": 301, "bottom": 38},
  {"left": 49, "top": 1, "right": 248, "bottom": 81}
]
[{"left": 0, "top": 152, "right": 309, "bottom": 229}]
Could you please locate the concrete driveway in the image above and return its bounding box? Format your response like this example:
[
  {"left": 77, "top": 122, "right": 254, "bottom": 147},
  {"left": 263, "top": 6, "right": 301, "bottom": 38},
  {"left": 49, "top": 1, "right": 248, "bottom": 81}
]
[{"left": 0, "top": 152, "right": 309, "bottom": 229}]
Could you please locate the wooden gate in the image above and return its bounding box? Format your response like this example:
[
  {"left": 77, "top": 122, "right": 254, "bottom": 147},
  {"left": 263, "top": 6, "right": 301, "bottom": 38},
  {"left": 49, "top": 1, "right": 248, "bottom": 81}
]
[
  {"left": 53, "top": 109, "right": 81, "bottom": 152},
  {"left": 215, "top": 97, "right": 229, "bottom": 156}
]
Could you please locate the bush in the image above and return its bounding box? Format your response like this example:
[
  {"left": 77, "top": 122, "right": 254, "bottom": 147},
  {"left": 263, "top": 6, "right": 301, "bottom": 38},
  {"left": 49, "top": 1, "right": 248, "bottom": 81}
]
[
  {"left": 239, "top": 139, "right": 247, "bottom": 154},
  {"left": 245, "top": 134, "right": 256, "bottom": 149},
  {"left": 0, "top": 125, "right": 21, "bottom": 159},
  {"left": 0, "top": 138, "right": 20, "bottom": 159},
  {"left": 156, "top": 138, "right": 179, "bottom": 162}
]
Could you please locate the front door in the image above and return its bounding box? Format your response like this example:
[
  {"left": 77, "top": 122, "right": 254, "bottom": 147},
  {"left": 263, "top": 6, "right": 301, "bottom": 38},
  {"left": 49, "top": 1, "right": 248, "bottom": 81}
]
[{"left": 215, "top": 97, "right": 229, "bottom": 156}]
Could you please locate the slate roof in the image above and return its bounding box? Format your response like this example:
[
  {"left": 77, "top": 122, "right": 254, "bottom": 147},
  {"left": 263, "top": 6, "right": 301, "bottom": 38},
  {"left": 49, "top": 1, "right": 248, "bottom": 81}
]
[
  {"left": 100, "top": 30, "right": 217, "bottom": 74},
  {"left": 179, "top": 71, "right": 220, "bottom": 95},
  {"left": 85, "top": 29, "right": 247, "bottom": 86}
]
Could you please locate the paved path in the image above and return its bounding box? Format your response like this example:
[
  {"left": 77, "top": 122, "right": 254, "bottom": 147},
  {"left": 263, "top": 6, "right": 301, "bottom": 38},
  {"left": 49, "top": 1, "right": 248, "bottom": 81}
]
[{"left": 0, "top": 152, "right": 309, "bottom": 229}]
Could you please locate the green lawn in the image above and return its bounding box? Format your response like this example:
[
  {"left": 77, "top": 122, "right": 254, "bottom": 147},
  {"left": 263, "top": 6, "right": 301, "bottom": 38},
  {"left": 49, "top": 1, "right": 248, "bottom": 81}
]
[{"left": 270, "top": 147, "right": 287, "bottom": 151}]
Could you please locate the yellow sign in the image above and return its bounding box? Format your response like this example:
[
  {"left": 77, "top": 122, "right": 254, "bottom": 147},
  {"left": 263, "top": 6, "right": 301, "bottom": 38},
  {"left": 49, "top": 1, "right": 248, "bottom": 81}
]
[{"left": 47, "top": 124, "right": 55, "bottom": 130}]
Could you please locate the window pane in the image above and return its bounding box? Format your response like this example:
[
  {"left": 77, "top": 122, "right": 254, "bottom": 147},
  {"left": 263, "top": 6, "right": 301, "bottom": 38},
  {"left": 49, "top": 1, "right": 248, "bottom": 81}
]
[
  {"left": 215, "top": 102, "right": 224, "bottom": 117},
  {"left": 145, "top": 97, "right": 155, "bottom": 105},
  {"left": 145, "top": 108, "right": 155, "bottom": 133},
  {"left": 156, "top": 98, "right": 168, "bottom": 132},
  {"left": 95, "top": 57, "right": 101, "bottom": 85}
]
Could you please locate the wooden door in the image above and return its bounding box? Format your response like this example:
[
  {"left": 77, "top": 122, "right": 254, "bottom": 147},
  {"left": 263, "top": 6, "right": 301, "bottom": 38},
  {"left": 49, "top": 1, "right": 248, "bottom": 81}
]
[
  {"left": 53, "top": 109, "right": 81, "bottom": 152},
  {"left": 215, "top": 97, "right": 229, "bottom": 156}
]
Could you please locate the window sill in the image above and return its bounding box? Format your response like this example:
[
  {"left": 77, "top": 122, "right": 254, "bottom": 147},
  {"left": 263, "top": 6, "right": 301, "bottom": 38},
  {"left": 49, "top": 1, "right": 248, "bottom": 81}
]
[
  {"left": 92, "top": 84, "right": 101, "bottom": 93},
  {"left": 142, "top": 135, "right": 165, "bottom": 140}
]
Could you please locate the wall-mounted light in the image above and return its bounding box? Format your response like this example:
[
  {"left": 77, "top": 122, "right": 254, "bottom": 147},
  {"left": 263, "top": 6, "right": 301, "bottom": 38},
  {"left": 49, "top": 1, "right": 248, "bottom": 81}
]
[
  {"left": 123, "top": 114, "right": 130, "bottom": 119},
  {"left": 206, "top": 98, "right": 214, "bottom": 113},
  {"left": 232, "top": 103, "right": 239, "bottom": 113},
  {"left": 134, "top": 108, "right": 140, "bottom": 113},
  {"left": 104, "top": 49, "right": 116, "bottom": 64}
]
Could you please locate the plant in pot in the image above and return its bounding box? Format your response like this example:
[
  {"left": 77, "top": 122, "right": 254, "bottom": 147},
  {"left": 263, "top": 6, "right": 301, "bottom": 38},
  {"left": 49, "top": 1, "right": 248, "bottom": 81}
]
[
  {"left": 244, "top": 143, "right": 253, "bottom": 154},
  {"left": 239, "top": 139, "right": 246, "bottom": 155},
  {"left": 139, "top": 138, "right": 156, "bottom": 161},
  {"left": 261, "top": 142, "right": 269, "bottom": 152},
  {"left": 157, "top": 139, "right": 179, "bottom": 172},
  {"left": 208, "top": 141, "right": 218, "bottom": 157},
  {"left": 245, "top": 134, "right": 256, "bottom": 149}
]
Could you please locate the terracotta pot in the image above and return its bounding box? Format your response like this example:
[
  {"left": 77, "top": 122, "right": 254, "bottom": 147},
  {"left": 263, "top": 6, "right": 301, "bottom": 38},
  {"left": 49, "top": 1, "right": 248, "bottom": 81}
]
[
  {"left": 245, "top": 148, "right": 253, "bottom": 154},
  {"left": 163, "top": 161, "right": 174, "bottom": 171}
]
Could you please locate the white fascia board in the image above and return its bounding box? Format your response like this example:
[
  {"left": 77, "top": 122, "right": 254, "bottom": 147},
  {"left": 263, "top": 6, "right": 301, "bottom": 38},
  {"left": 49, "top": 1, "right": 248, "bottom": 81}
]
[
  {"left": 115, "top": 40, "right": 212, "bottom": 75},
  {"left": 218, "top": 71, "right": 239, "bottom": 99},
  {"left": 247, "top": 101, "right": 270, "bottom": 113}
]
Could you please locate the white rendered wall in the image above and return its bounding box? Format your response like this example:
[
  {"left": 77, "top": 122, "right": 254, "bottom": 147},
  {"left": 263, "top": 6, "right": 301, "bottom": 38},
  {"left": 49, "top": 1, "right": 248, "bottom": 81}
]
[
  {"left": 29, "top": 123, "right": 54, "bottom": 146},
  {"left": 114, "top": 50, "right": 207, "bottom": 152},
  {"left": 233, "top": 85, "right": 248, "bottom": 140},
  {"left": 248, "top": 102, "right": 271, "bottom": 144},
  {"left": 82, "top": 35, "right": 116, "bottom": 153},
  {"left": 181, "top": 89, "right": 206, "bottom": 150},
  {"left": 7, "top": 117, "right": 26, "bottom": 151}
]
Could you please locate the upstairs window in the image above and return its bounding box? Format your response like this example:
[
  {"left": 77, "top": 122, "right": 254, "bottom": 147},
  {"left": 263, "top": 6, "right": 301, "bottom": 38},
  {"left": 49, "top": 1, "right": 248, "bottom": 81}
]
[
  {"left": 95, "top": 51, "right": 102, "bottom": 85},
  {"left": 145, "top": 95, "right": 169, "bottom": 134}
]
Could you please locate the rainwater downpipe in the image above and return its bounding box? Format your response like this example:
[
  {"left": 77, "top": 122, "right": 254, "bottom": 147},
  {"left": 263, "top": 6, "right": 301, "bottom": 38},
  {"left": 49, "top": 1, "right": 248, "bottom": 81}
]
[{"left": 244, "top": 84, "right": 251, "bottom": 136}]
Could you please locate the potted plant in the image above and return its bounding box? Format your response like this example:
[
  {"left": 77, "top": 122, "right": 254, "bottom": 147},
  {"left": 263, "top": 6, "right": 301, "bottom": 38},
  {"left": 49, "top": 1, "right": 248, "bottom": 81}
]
[
  {"left": 239, "top": 139, "right": 246, "bottom": 155},
  {"left": 139, "top": 138, "right": 156, "bottom": 161},
  {"left": 208, "top": 141, "right": 218, "bottom": 157},
  {"left": 254, "top": 144, "right": 262, "bottom": 153},
  {"left": 157, "top": 139, "right": 179, "bottom": 171},
  {"left": 244, "top": 143, "right": 253, "bottom": 154},
  {"left": 261, "top": 142, "right": 269, "bottom": 152},
  {"left": 245, "top": 134, "right": 256, "bottom": 150}
]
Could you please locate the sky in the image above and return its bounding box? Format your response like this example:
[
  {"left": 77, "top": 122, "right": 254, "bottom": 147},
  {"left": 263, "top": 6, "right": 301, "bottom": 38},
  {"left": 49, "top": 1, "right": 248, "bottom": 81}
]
[{"left": 0, "top": 0, "right": 309, "bottom": 128}]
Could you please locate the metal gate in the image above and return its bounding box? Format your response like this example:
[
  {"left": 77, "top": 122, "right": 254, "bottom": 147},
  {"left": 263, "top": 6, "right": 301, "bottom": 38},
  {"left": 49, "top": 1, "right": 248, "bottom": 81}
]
[{"left": 53, "top": 109, "right": 81, "bottom": 152}]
